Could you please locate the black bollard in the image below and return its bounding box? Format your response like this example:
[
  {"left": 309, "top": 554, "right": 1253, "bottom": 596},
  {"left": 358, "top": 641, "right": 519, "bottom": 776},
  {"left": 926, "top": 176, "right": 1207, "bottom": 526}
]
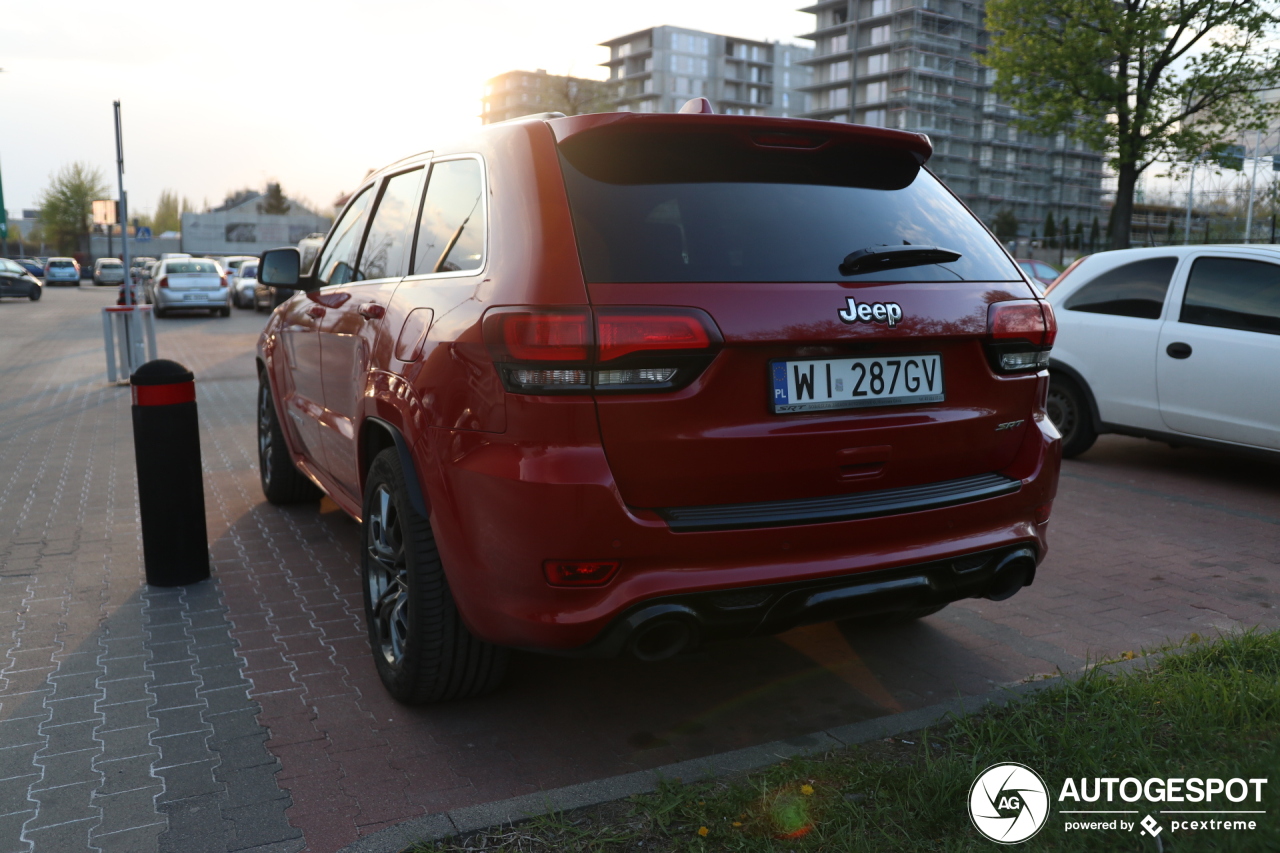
[{"left": 130, "top": 359, "right": 211, "bottom": 586}]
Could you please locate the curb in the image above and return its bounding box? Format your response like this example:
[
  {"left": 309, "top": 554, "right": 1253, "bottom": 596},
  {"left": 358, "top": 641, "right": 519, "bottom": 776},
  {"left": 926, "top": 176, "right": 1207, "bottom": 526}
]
[{"left": 340, "top": 647, "right": 1180, "bottom": 853}]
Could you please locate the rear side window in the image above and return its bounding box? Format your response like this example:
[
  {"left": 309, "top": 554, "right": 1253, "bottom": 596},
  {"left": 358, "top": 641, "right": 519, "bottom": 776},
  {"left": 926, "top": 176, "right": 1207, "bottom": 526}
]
[
  {"left": 315, "top": 187, "right": 374, "bottom": 287},
  {"left": 1182, "top": 257, "right": 1280, "bottom": 335},
  {"left": 1063, "top": 257, "right": 1177, "bottom": 320},
  {"left": 413, "top": 158, "right": 485, "bottom": 275},
  {"left": 358, "top": 167, "right": 424, "bottom": 281},
  {"left": 557, "top": 129, "right": 1018, "bottom": 283}
]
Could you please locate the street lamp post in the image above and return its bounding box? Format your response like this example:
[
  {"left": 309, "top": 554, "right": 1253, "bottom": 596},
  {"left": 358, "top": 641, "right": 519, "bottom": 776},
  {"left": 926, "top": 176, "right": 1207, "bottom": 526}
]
[{"left": 113, "top": 101, "right": 132, "bottom": 305}]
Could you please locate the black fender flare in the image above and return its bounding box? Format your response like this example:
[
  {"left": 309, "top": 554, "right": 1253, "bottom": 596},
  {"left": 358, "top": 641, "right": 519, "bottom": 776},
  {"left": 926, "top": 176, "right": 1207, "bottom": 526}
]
[
  {"left": 365, "top": 416, "right": 430, "bottom": 520},
  {"left": 1047, "top": 359, "right": 1104, "bottom": 434}
]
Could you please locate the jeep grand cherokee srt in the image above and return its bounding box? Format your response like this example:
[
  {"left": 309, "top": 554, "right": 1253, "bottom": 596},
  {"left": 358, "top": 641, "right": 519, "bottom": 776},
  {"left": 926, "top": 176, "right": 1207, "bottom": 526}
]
[{"left": 256, "top": 106, "right": 1061, "bottom": 704}]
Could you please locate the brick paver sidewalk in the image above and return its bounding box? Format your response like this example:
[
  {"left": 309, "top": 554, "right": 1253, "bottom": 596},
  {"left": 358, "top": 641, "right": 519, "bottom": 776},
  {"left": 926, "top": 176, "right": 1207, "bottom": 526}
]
[{"left": 1, "top": 287, "right": 1276, "bottom": 853}]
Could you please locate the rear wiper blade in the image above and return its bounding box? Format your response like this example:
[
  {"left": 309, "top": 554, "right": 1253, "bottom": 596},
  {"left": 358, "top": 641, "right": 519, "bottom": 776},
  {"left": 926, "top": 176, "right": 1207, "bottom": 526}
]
[{"left": 839, "top": 244, "right": 962, "bottom": 277}]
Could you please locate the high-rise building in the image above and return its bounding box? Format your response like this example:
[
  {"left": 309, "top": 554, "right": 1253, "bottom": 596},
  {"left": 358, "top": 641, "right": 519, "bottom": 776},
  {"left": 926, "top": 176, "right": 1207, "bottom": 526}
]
[
  {"left": 600, "top": 26, "right": 812, "bottom": 117},
  {"left": 797, "top": 0, "right": 1104, "bottom": 236},
  {"left": 482, "top": 70, "right": 614, "bottom": 125}
]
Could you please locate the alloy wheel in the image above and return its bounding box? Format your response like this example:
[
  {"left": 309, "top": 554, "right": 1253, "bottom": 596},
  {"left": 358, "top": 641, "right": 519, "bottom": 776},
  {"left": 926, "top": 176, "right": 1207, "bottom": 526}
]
[
  {"left": 366, "top": 485, "right": 410, "bottom": 668},
  {"left": 257, "top": 384, "right": 274, "bottom": 488}
]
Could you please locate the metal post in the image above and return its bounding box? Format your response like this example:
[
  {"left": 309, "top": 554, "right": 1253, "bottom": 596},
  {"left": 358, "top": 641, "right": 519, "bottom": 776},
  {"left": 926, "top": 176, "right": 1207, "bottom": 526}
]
[
  {"left": 102, "top": 310, "right": 118, "bottom": 383},
  {"left": 113, "top": 101, "right": 132, "bottom": 306},
  {"left": 1183, "top": 158, "right": 1198, "bottom": 244},
  {"left": 1245, "top": 130, "right": 1262, "bottom": 243}
]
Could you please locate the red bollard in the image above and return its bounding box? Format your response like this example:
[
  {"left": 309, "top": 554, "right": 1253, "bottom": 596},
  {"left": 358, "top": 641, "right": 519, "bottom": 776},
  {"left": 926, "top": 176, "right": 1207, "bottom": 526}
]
[{"left": 130, "top": 359, "right": 211, "bottom": 586}]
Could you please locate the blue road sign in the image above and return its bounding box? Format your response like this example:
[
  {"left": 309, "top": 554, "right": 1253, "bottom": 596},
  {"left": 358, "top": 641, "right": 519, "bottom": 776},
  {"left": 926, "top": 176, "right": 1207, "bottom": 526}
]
[{"left": 136, "top": 226, "right": 152, "bottom": 242}]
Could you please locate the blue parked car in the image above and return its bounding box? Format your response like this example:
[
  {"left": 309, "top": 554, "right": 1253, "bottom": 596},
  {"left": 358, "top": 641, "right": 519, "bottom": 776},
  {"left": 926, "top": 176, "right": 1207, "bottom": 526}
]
[
  {"left": 12, "top": 259, "right": 45, "bottom": 278},
  {"left": 43, "top": 257, "right": 81, "bottom": 285}
]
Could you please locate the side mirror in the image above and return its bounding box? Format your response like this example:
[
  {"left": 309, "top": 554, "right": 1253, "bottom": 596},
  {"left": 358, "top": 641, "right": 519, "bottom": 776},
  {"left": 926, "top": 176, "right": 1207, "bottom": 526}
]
[{"left": 259, "top": 247, "right": 306, "bottom": 288}]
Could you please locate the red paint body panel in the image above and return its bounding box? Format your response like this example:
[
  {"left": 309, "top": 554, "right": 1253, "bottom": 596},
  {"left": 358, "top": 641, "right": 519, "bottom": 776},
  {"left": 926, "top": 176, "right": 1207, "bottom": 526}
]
[{"left": 256, "top": 112, "right": 1062, "bottom": 654}]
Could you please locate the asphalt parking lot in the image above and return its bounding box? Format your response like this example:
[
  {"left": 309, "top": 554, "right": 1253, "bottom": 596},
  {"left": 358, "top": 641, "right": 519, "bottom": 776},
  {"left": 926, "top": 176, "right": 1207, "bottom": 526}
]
[{"left": 1, "top": 284, "right": 1277, "bottom": 853}]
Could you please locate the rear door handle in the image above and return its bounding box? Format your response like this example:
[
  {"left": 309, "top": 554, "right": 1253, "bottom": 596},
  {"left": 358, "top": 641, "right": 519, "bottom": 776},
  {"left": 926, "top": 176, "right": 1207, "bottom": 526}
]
[
  {"left": 1166, "top": 342, "right": 1192, "bottom": 359},
  {"left": 306, "top": 305, "right": 326, "bottom": 319},
  {"left": 358, "top": 303, "right": 385, "bottom": 320}
]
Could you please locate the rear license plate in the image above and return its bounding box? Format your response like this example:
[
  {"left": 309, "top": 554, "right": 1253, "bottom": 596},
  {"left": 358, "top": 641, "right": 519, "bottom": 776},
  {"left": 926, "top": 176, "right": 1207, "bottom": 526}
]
[
  {"left": 771, "top": 353, "right": 944, "bottom": 414},
  {"left": 183, "top": 293, "right": 207, "bottom": 301}
]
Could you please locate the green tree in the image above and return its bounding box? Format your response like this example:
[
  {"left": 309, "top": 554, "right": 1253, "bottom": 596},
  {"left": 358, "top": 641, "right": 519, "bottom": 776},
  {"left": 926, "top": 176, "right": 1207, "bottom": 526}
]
[
  {"left": 1089, "top": 216, "right": 1101, "bottom": 251},
  {"left": 1074, "top": 221, "right": 1084, "bottom": 250},
  {"left": 983, "top": 0, "right": 1280, "bottom": 250},
  {"left": 37, "top": 162, "right": 109, "bottom": 254},
  {"left": 154, "top": 189, "right": 183, "bottom": 235},
  {"left": 257, "top": 183, "right": 291, "bottom": 214},
  {"left": 1043, "top": 211, "right": 1057, "bottom": 249},
  {"left": 992, "top": 208, "right": 1020, "bottom": 241}
]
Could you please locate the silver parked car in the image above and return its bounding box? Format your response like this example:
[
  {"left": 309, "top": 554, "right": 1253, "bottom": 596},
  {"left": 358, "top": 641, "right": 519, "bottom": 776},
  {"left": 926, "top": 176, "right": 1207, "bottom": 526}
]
[
  {"left": 231, "top": 260, "right": 258, "bottom": 309},
  {"left": 147, "top": 258, "right": 232, "bottom": 318},
  {"left": 93, "top": 258, "right": 126, "bottom": 286}
]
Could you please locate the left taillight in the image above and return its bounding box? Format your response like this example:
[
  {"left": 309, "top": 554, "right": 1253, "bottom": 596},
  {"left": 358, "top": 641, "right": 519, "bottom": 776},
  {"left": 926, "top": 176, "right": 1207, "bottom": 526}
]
[
  {"left": 482, "top": 306, "right": 722, "bottom": 394},
  {"left": 986, "top": 299, "right": 1055, "bottom": 374}
]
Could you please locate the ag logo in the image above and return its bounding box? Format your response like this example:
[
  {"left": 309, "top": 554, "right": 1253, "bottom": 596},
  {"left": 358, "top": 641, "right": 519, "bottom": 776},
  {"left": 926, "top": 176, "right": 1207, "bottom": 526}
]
[{"left": 969, "top": 763, "right": 1050, "bottom": 844}]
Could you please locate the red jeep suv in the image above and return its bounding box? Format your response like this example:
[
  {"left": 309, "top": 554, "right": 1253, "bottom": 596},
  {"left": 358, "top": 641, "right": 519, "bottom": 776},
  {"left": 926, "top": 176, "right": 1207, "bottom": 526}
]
[{"left": 256, "top": 107, "right": 1060, "bottom": 705}]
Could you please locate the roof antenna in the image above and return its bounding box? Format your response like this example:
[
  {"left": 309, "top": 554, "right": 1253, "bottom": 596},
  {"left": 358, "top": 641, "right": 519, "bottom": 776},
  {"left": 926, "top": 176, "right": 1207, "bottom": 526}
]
[{"left": 679, "top": 97, "right": 715, "bottom": 115}]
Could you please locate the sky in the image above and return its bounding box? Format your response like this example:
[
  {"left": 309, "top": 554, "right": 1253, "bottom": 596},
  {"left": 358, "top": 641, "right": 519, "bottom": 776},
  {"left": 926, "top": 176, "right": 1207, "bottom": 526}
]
[{"left": 0, "top": 0, "right": 812, "bottom": 218}]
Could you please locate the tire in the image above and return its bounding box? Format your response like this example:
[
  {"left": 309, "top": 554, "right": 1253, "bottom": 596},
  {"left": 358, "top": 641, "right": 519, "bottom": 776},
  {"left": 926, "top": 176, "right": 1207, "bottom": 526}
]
[
  {"left": 362, "top": 448, "right": 508, "bottom": 704},
  {"left": 1046, "top": 373, "right": 1098, "bottom": 458},
  {"left": 219, "top": 306, "right": 231, "bottom": 317},
  {"left": 257, "top": 375, "right": 322, "bottom": 504},
  {"left": 28, "top": 285, "right": 41, "bottom": 301},
  {"left": 155, "top": 307, "right": 167, "bottom": 318}
]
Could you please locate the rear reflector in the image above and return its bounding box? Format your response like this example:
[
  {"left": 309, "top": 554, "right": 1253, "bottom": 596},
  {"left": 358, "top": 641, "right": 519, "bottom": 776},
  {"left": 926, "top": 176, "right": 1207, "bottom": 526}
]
[
  {"left": 543, "top": 560, "right": 620, "bottom": 586},
  {"left": 1035, "top": 502, "right": 1053, "bottom": 524},
  {"left": 158, "top": 276, "right": 169, "bottom": 289}
]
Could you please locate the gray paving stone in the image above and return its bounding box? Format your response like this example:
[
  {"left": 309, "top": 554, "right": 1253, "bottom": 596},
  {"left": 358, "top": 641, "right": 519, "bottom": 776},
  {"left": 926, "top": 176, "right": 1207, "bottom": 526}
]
[
  {"left": 201, "top": 685, "right": 255, "bottom": 717},
  {"left": 0, "top": 715, "right": 44, "bottom": 748},
  {"left": 0, "top": 809, "right": 34, "bottom": 853},
  {"left": 43, "top": 693, "right": 102, "bottom": 725},
  {"left": 210, "top": 733, "right": 274, "bottom": 773},
  {"left": 100, "top": 637, "right": 149, "bottom": 660},
  {"left": 47, "top": 670, "right": 102, "bottom": 696},
  {"left": 0, "top": 774, "right": 38, "bottom": 814},
  {"left": 101, "top": 655, "right": 150, "bottom": 682},
  {"left": 216, "top": 766, "right": 290, "bottom": 810},
  {"left": 148, "top": 641, "right": 196, "bottom": 667},
  {"left": 150, "top": 681, "right": 201, "bottom": 709},
  {"left": 154, "top": 758, "right": 224, "bottom": 802},
  {"left": 207, "top": 709, "right": 262, "bottom": 742},
  {"left": 0, "top": 745, "right": 46, "bottom": 782},
  {"left": 95, "top": 724, "right": 158, "bottom": 760},
  {"left": 157, "top": 793, "right": 234, "bottom": 853},
  {"left": 232, "top": 839, "right": 306, "bottom": 853},
  {"left": 24, "top": 779, "right": 99, "bottom": 828},
  {"left": 98, "top": 675, "right": 153, "bottom": 707},
  {"left": 223, "top": 799, "right": 302, "bottom": 851},
  {"left": 193, "top": 664, "right": 248, "bottom": 692},
  {"left": 31, "top": 747, "right": 99, "bottom": 791},
  {"left": 192, "top": 643, "right": 241, "bottom": 671},
  {"left": 99, "top": 698, "right": 155, "bottom": 733},
  {"left": 147, "top": 624, "right": 192, "bottom": 647},
  {"left": 93, "top": 821, "right": 168, "bottom": 853},
  {"left": 97, "top": 754, "right": 162, "bottom": 796},
  {"left": 152, "top": 731, "right": 214, "bottom": 768},
  {"left": 91, "top": 783, "right": 164, "bottom": 835},
  {"left": 147, "top": 660, "right": 200, "bottom": 687},
  {"left": 151, "top": 705, "right": 207, "bottom": 739},
  {"left": 21, "top": 816, "right": 98, "bottom": 852},
  {"left": 39, "top": 718, "right": 98, "bottom": 755}
]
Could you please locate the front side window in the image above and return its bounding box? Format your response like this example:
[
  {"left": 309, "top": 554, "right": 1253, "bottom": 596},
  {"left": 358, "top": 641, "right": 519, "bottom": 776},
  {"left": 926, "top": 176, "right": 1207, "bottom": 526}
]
[
  {"left": 314, "top": 187, "right": 374, "bottom": 287},
  {"left": 413, "top": 159, "right": 485, "bottom": 275},
  {"left": 358, "top": 168, "right": 425, "bottom": 281},
  {"left": 1063, "top": 257, "right": 1177, "bottom": 319},
  {"left": 1182, "top": 256, "right": 1280, "bottom": 335}
]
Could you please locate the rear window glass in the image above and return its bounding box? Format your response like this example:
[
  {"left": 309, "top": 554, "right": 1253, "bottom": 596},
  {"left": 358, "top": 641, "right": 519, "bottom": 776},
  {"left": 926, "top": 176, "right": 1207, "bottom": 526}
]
[
  {"left": 167, "top": 261, "right": 218, "bottom": 274},
  {"left": 100, "top": 260, "right": 123, "bottom": 267},
  {"left": 49, "top": 260, "right": 75, "bottom": 268},
  {"left": 1063, "top": 257, "right": 1178, "bottom": 320},
  {"left": 557, "top": 129, "right": 1018, "bottom": 284},
  {"left": 240, "top": 264, "right": 258, "bottom": 279}
]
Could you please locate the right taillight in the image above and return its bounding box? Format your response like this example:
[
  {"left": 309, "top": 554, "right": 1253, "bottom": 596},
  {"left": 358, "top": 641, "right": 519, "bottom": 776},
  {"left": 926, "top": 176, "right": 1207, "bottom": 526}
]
[
  {"left": 482, "top": 306, "right": 722, "bottom": 394},
  {"left": 987, "top": 299, "right": 1054, "bottom": 374},
  {"left": 158, "top": 276, "right": 169, "bottom": 288}
]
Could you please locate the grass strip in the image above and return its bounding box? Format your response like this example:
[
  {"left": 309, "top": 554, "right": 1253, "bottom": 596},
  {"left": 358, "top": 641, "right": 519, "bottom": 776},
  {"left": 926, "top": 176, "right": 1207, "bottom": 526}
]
[{"left": 411, "top": 629, "right": 1280, "bottom": 851}]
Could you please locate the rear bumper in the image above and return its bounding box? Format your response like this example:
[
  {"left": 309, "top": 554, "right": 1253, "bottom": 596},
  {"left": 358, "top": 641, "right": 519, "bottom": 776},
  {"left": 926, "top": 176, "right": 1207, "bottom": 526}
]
[
  {"left": 563, "top": 544, "right": 1037, "bottom": 659},
  {"left": 155, "top": 291, "right": 230, "bottom": 309},
  {"left": 427, "top": 412, "right": 1060, "bottom": 654}
]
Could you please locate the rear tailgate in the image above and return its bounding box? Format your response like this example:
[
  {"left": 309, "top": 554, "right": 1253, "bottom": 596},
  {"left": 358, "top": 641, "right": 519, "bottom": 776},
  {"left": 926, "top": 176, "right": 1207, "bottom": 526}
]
[{"left": 552, "top": 114, "right": 1043, "bottom": 510}]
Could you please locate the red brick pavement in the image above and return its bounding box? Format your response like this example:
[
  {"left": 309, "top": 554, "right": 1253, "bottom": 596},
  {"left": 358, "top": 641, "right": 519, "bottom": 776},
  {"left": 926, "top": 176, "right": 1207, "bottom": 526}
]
[{"left": 7, "top": 293, "right": 1277, "bottom": 853}]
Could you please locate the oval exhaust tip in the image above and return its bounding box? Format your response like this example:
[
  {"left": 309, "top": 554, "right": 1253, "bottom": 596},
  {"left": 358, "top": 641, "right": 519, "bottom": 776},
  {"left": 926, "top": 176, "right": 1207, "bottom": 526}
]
[
  {"left": 629, "top": 619, "right": 695, "bottom": 662},
  {"left": 984, "top": 549, "right": 1037, "bottom": 601}
]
